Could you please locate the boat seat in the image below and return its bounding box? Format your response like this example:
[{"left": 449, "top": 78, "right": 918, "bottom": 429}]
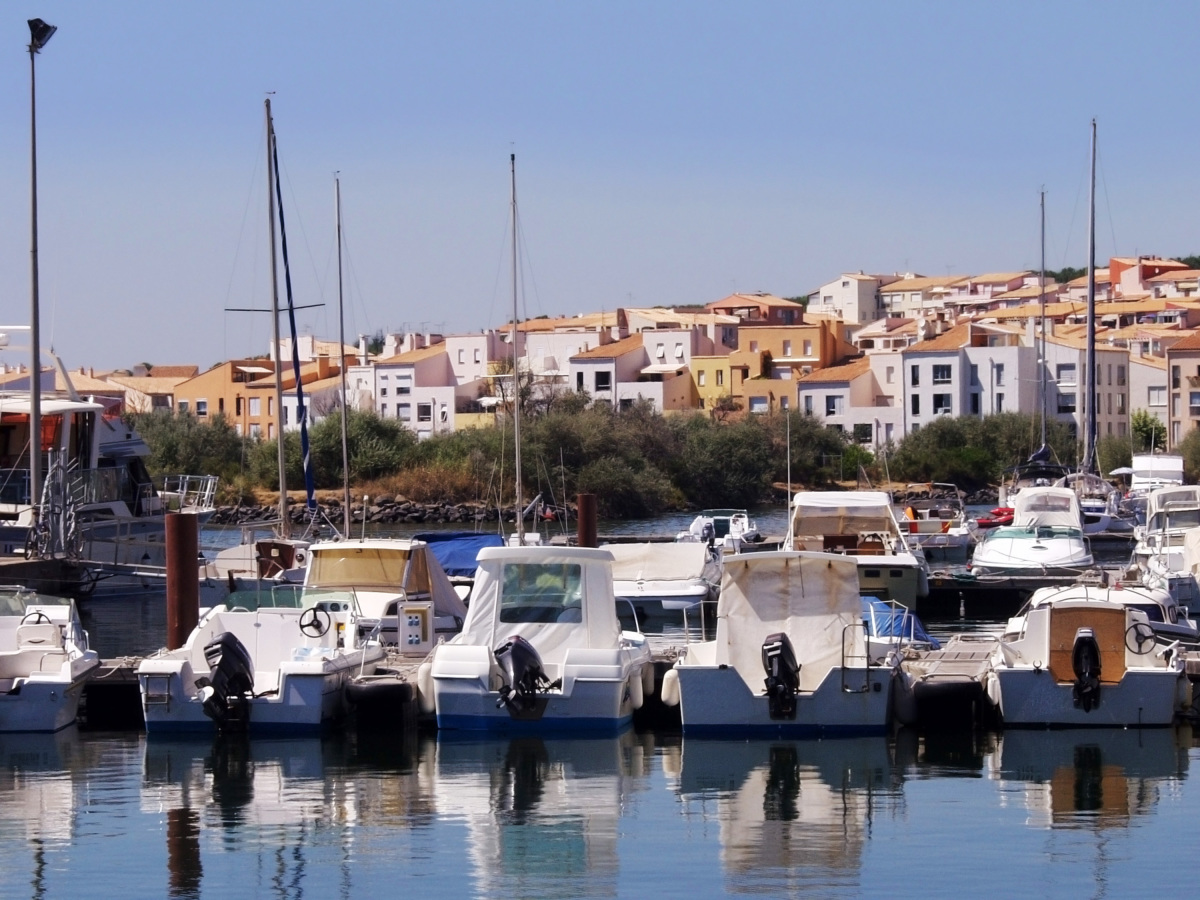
[{"left": 16, "top": 623, "right": 62, "bottom": 649}]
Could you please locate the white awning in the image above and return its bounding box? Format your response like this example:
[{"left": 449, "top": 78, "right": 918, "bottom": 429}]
[
  {"left": 640, "top": 363, "right": 685, "bottom": 375},
  {"left": 236, "top": 365, "right": 273, "bottom": 374}
]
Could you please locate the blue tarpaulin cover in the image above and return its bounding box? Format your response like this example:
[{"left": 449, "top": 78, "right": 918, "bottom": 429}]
[
  {"left": 861, "top": 597, "right": 940, "bottom": 649},
  {"left": 414, "top": 532, "right": 505, "bottom": 578}
]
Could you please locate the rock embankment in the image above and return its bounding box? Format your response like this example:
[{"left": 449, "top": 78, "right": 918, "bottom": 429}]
[{"left": 208, "top": 496, "right": 504, "bottom": 527}]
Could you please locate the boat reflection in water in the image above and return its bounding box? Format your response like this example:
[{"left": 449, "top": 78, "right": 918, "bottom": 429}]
[
  {"left": 672, "top": 737, "right": 907, "bottom": 894},
  {"left": 433, "top": 732, "right": 653, "bottom": 899},
  {"left": 990, "top": 726, "right": 1190, "bottom": 829}
]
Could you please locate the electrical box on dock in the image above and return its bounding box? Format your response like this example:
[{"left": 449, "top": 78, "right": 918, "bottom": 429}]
[{"left": 398, "top": 601, "right": 433, "bottom": 657}]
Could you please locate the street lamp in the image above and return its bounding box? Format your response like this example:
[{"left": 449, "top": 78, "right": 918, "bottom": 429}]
[{"left": 28, "top": 17, "right": 56, "bottom": 519}]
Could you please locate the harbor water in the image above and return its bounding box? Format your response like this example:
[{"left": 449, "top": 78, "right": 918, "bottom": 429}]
[{"left": 5, "top": 511, "right": 1177, "bottom": 898}]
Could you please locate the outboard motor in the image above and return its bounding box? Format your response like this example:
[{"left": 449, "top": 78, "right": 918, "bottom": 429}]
[
  {"left": 494, "top": 635, "right": 559, "bottom": 715},
  {"left": 1071, "top": 626, "right": 1102, "bottom": 712},
  {"left": 762, "top": 632, "right": 801, "bottom": 720},
  {"left": 195, "top": 632, "right": 255, "bottom": 732}
]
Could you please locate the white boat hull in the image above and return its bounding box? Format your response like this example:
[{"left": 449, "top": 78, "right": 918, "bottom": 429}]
[
  {"left": 991, "top": 667, "right": 1184, "bottom": 727},
  {"left": 0, "top": 664, "right": 97, "bottom": 733},
  {"left": 139, "top": 650, "right": 381, "bottom": 734},
  {"left": 432, "top": 643, "right": 648, "bottom": 734},
  {"left": 674, "top": 664, "right": 893, "bottom": 737}
]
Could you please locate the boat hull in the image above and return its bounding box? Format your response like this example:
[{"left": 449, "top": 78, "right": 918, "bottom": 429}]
[
  {"left": 674, "top": 664, "right": 894, "bottom": 737},
  {"left": 991, "top": 668, "right": 1184, "bottom": 727},
  {"left": 0, "top": 670, "right": 94, "bottom": 733}
]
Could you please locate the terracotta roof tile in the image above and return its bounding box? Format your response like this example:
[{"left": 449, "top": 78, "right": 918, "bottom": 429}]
[{"left": 796, "top": 356, "right": 871, "bottom": 384}]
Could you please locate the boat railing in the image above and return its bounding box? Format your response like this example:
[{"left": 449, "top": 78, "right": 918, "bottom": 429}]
[
  {"left": 841, "top": 621, "right": 871, "bottom": 692},
  {"left": 158, "top": 474, "right": 220, "bottom": 513}
]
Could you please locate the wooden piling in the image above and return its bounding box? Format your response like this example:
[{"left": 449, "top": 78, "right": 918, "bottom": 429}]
[
  {"left": 165, "top": 512, "right": 199, "bottom": 650},
  {"left": 577, "top": 493, "right": 598, "bottom": 548}
]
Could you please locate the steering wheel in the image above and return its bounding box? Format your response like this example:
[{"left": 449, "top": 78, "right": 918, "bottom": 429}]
[
  {"left": 21, "top": 611, "right": 51, "bottom": 625},
  {"left": 298, "top": 607, "right": 331, "bottom": 638},
  {"left": 1125, "top": 622, "right": 1156, "bottom": 654}
]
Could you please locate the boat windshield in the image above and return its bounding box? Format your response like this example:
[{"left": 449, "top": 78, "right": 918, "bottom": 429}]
[
  {"left": 1147, "top": 508, "right": 1200, "bottom": 533},
  {"left": 987, "top": 525, "right": 1083, "bottom": 540},
  {"left": 500, "top": 562, "right": 583, "bottom": 623},
  {"left": 306, "top": 547, "right": 412, "bottom": 590},
  {"left": 0, "top": 587, "right": 71, "bottom": 617},
  {"left": 223, "top": 586, "right": 362, "bottom": 614}
]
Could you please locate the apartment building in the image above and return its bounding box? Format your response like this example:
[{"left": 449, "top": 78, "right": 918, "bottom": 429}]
[
  {"left": 805, "top": 273, "right": 900, "bottom": 325},
  {"left": 1164, "top": 331, "right": 1200, "bottom": 447}
]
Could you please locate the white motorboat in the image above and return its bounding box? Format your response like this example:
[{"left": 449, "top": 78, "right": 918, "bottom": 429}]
[
  {"left": 985, "top": 594, "right": 1187, "bottom": 726},
  {"left": 137, "top": 588, "right": 386, "bottom": 734},
  {"left": 1018, "top": 582, "right": 1198, "bottom": 646},
  {"left": 676, "top": 509, "right": 761, "bottom": 549},
  {"left": 0, "top": 586, "right": 99, "bottom": 732},
  {"left": 1055, "top": 471, "right": 1128, "bottom": 535},
  {"left": 898, "top": 482, "right": 977, "bottom": 563},
  {"left": 785, "top": 490, "right": 930, "bottom": 605},
  {"left": 661, "top": 551, "right": 897, "bottom": 736},
  {"left": 605, "top": 541, "right": 720, "bottom": 621},
  {"left": 424, "top": 545, "right": 653, "bottom": 733},
  {"left": 1131, "top": 485, "right": 1200, "bottom": 574},
  {"left": 970, "top": 486, "right": 1094, "bottom": 577}
]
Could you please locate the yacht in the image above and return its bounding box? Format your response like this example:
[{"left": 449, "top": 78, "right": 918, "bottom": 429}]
[
  {"left": 662, "top": 550, "right": 898, "bottom": 735},
  {"left": 676, "top": 508, "right": 761, "bottom": 550},
  {"left": 423, "top": 545, "right": 653, "bottom": 733},
  {"left": 0, "top": 586, "right": 99, "bottom": 732},
  {"left": 605, "top": 541, "right": 720, "bottom": 621},
  {"left": 898, "top": 482, "right": 977, "bottom": 563},
  {"left": 970, "top": 486, "right": 1094, "bottom": 577},
  {"left": 1016, "top": 582, "right": 1198, "bottom": 646},
  {"left": 785, "top": 490, "right": 929, "bottom": 605}
]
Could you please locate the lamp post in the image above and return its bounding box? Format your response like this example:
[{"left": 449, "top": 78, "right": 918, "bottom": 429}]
[{"left": 28, "top": 17, "right": 56, "bottom": 518}]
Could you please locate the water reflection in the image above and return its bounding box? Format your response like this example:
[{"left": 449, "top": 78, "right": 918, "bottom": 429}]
[
  {"left": 673, "top": 736, "right": 906, "bottom": 894},
  {"left": 433, "top": 731, "right": 654, "bottom": 899},
  {"left": 990, "top": 726, "right": 1190, "bottom": 829}
]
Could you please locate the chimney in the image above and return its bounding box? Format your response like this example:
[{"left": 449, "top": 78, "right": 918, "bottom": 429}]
[{"left": 358, "top": 334, "right": 368, "bottom": 366}]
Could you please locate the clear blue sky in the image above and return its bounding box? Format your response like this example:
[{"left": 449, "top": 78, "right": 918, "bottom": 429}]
[{"left": 2, "top": 2, "right": 1199, "bottom": 371}]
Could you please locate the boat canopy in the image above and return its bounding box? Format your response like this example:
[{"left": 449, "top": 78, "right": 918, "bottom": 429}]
[
  {"left": 454, "top": 546, "right": 620, "bottom": 665},
  {"left": 606, "top": 542, "right": 715, "bottom": 583},
  {"left": 790, "top": 491, "right": 898, "bottom": 535},
  {"left": 413, "top": 531, "right": 505, "bottom": 579},
  {"left": 305, "top": 540, "right": 467, "bottom": 619},
  {"left": 715, "top": 551, "right": 863, "bottom": 694},
  {"left": 1011, "top": 486, "right": 1082, "bottom": 530}
]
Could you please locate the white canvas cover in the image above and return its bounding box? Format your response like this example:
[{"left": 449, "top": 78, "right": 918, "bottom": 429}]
[
  {"left": 606, "top": 542, "right": 714, "bottom": 583},
  {"left": 1131, "top": 454, "right": 1184, "bottom": 491},
  {"left": 453, "top": 546, "right": 620, "bottom": 665},
  {"left": 1183, "top": 528, "right": 1200, "bottom": 576},
  {"left": 714, "top": 551, "right": 863, "bottom": 693},
  {"left": 1011, "top": 486, "right": 1082, "bottom": 530},
  {"left": 1145, "top": 485, "right": 1200, "bottom": 523},
  {"left": 305, "top": 539, "right": 467, "bottom": 619},
  {"left": 790, "top": 491, "right": 898, "bottom": 536}
]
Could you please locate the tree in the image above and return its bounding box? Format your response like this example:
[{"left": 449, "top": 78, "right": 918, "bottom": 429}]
[{"left": 1130, "top": 409, "right": 1166, "bottom": 452}]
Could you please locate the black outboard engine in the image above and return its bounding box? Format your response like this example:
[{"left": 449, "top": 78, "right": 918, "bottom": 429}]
[
  {"left": 762, "top": 632, "right": 801, "bottom": 720},
  {"left": 1071, "top": 627, "right": 1102, "bottom": 712},
  {"left": 195, "top": 632, "right": 255, "bottom": 732},
  {"left": 494, "top": 635, "right": 559, "bottom": 716}
]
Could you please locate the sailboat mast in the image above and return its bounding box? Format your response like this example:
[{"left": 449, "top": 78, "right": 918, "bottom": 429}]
[
  {"left": 266, "top": 99, "right": 289, "bottom": 535},
  {"left": 511, "top": 153, "right": 524, "bottom": 544},
  {"left": 1039, "top": 189, "right": 1047, "bottom": 449},
  {"left": 335, "top": 175, "right": 352, "bottom": 530},
  {"left": 1083, "top": 118, "right": 1097, "bottom": 475}
]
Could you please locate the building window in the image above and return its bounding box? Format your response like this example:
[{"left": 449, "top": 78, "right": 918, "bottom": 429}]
[
  {"left": 250, "top": 423, "right": 261, "bottom": 438},
  {"left": 782, "top": 340, "right": 791, "bottom": 356},
  {"left": 1117, "top": 365, "right": 1126, "bottom": 387},
  {"left": 995, "top": 393, "right": 1004, "bottom": 413},
  {"left": 970, "top": 364, "right": 978, "bottom": 385},
  {"left": 458, "top": 349, "right": 465, "bottom": 364},
  {"left": 1117, "top": 393, "right": 1126, "bottom": 414},
  {"left": 1056, "top": 363, "right": 1076, "bottom": 386},
  {"left": 697, "top": 370, "right": 706, "bottom": 387},
  {"left": 911, "top": 365, "right": 920, "bottom": 387},
  {"left": 380, "top": 387, "right": 388, "bottom": 397},
  {"left": 803, "top": 340, "right": 812, "bottom": 357},
  {"left": 249, "top": 398, "right": 261, "bottom": 416},
  {"left": 1107, "top": 364, "right": 1112, "bottom": 386},
  {"left": 656, "top": 343, "right": 666, "bottom": 359},
  {"left": 235, "top": 397, "right": 243, "bottom": 416},
  {"left": 1058, "top": 392, "right": 1077, "bottom": 414},
  {"left": 749, "top": 396, "right": 768, "bottom": 414},
  {"left": 178, "top": 400, "right": 189, "bottom": 413},
  {"left": 474, "top": 348, "right": 481, "bottom": 363},
  {"left": 716, "top": 370, "right": 724, "bottom": 387},
  {"left": 595, "top": 371, "right": 612, "bottom": 392},
  {"left": 675, "top": 343, "right": 684, "bottom": 359},
  {"left": 780, "top": 396, "right": 789, "bottom": 410},
  {"left": 970, "top": 393, "right": 980, "bottom": 415},
  {"left": 417, "top": 403, "right": 432, "bottom": 423},
  {"left": 268, "top": 398, "right": 274, "bottom": 416},
  {"left": 576, "top": 372, "right": 584, "bottom": 392},
  {"left": 803, "top": 395, "right": 813, "bottom": 415},
  {"left": 853, "top": 423, "right": 872, "bottom": 444},
  {"left": 283, "top": 406, "right": 289, "bottom": 425},
  {"left": 886, "top": 366, "right": 894, "bottom": 384},
  {"left": 380, "top": 404, "right": 387, "bottom": 417},
  {"left": 933, "top": 365, "right": 951, "bottom": 384},
  {"left": 911, "top": 395, "right": 920, "bottom": 416},
  {"left": 1149, "top": 386, "right": 1166, "bottom": 406},
  {"left": 195, "top": 400, "right": 208, "bottom": 417},
  {"left": 398, "top": 403, "right": 411, "bottom": 421},
  {"left": 933, "top": 394, "right": 952, "bottom": 415},
  {"left": 218, "top": 398, "right": 225, "bottom": 414},
  {"left": 995, "top": 363, "right": 1005, "bottom": 386},
  {"left": 825, "top": 395, "right": 844, "bottom": 416},
  {"left": 1172, "top": 365, "right": 1181, "bottom": 389},
  {"left": 749, "top": 341, "right": 758, "bottom": 353}
]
